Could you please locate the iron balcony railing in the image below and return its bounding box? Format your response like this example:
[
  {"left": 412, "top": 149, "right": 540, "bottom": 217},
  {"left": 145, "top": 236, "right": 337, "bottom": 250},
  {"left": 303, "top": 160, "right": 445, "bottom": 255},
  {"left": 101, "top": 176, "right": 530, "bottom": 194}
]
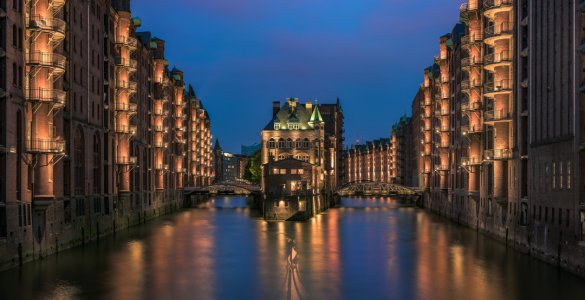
[
  {"left": 437, "top": 125, "right": 449, "bottom": 132},
  {"left": 25, "top": 88, "right": 65, "bottom": 105},
  {"left": 485, "top": 109, "right": 512, "bottom": 121},
  {"left": 434, "top": 53, "right": 447, "bottom": 63},
  {"left": 154, "top": 125, "right": 169, "bottom": 133},
  {"left": 435, "top": 93, "right": 448, "bottom": 101},
  {"left": 484, "top": 22, "right": 514, "bottom": 40},
  {"left": 484, "top": 149, "right": 513, "bottom": 160},
  {"left": 461, "top": 156, "right": 482, "bottom": 166},
  {"left": 421, "top": 110, "right": 431, "bottom": 119},
  {"left": 154, "top": 109, "right": 169, "bottom": 117},
  {"left": 435, "top": 164, "right": 449, "bottom": 171},
  {"left": 116, "top": 125, "right": 137, "bottom": 134},
  {"left": 461, "top": 79, "right": 480, "bottom": 91},
  {"left": 153, "top": 141, "right": 168, "bottom": 148},
  {"left": 484, "top": 50, "right": 513, "bottom": 66},
  {"left": 115, "top": 57, "right": 138, "bottom": 70},
  {"left": 484, "top": 79, "right": 513, "bottom": 94},
  {"left": 484, "top": 0, "right": 514, "bottom": 10},
  {"left": 461, "top": 56, "right": 483, "bottom": 68},
  {"left": 420, "top": 125, "right": 431, "bottom": 132},
  {"left": 155, "top": 164, "right": 169, "bottom": 171},
  {"left": 26, "top": 51, "right": 66, "bottom": 70},
  {"left": 434, "top": 108, "right": 449, "bottom": 116},
  {"left": 117, "top": 156, "right": 137, "bottom": 165},
  {"left": 115, "top": 36, "right": 138, "bottom": 48},
  {"left": 26, "top": 138, "right": 65, "bottom": 153},
  {"left": 422, "top": 168, "right": 431, "bottom": 174},
  {"left": 420, "top": 150, "right": 431, "bottom": 157},
  {"left": 461, "top": 124, "right": 483, "bottom": 135},
  {"left": 436, "top": 141, "right": 449, "bottom": 148},
  {"left": 116, "top": 81, "right": 137, "bottom": 91},
  {"left": 115, "top": 102, "right": 137, "bottom": 112},
  {"left": 461, "top": 33, "right": 483, "bottom": 46},
  {"left": 26, "top": 15, "right": 66, "bottom": 36},
  {"left": 461, "top": 101, "right": 482, "bottom": 113},
  {"left": 421, "top": 99, "right": 431, "bottom": 106},
  {"left": 460, "top": 2, "right": 480, "bottom": 13}
]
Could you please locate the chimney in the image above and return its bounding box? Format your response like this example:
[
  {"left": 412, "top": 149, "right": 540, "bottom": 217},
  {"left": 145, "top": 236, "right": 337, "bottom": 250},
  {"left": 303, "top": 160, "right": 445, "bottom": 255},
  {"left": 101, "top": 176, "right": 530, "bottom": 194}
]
[
  {"left": 305, "top": 101, "right": 312, "bottom": 114},
  {"left": 273, "top": 101, "right": 280, "bottom": 117}
]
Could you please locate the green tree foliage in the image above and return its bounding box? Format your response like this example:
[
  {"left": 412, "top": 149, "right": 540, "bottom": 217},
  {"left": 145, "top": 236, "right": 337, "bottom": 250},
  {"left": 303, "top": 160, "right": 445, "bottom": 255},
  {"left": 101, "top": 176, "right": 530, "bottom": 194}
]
[{"left": 243, "top": 149, "right": 262, "bottom": 184}]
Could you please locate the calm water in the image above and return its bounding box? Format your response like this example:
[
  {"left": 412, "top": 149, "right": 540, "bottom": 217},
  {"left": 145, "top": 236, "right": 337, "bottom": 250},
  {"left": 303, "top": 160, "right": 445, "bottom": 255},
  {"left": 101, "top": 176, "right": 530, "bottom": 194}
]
[{"left": 2, "top": 196, "right": 585, "bottom": 300}]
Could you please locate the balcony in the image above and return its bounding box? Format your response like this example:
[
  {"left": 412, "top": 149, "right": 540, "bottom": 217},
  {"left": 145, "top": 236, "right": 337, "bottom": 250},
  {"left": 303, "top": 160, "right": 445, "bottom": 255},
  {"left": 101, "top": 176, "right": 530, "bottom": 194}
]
[
  {"left": 460, "top": 124, "right": 483, "bottom": 137},
  {"left": 116, "top": 81, "right": 137, "bottom": 92},
  {"left": 115, "top": 57, "right": 138, "bottom": 73},
  {"left": 115, "top": 102, "right": 137, "bottom": 114},
  {"left": 421, "top": 168, "right": 431, "bottom": 174},
  {"left": 420, "top": 150, "right": 431, "bottom": 157},
  {"left": 460, "top": 2, "right": 480, "bottom": 18},
  {"left": 483, "top": 0, "right": 514, "bottom": 20},
  {"left": 26, "top": 139, "right": 65, "bottom": 154},
  {"left": 434, "top": 92, "right": 448, "bottom": 101},
  {"left": 484, "top": 109, "right": 513, "bottom": 124},
  {"left": 434, "top": 108, "right": 449, "bottom": 117},
  {"left": 435, "top": 141, "right": 449, "bottom": 149},
  {"left": 26, "top": 51, "right": 66, "bottom": 74},
  {"left": 153, "top": 141, "right": 169, "bottom": 149},
  {"left": 461, "top": 33, "right": 483, "bottom": 51},
  {"left": 435, "top": 164, "right": 449, "bottom": 172},
  {"left": 483, "top": 50, "right": 513, "bottom": 71},
  {"left": 461, "top": 101, "right": 482, "bottom": 115},
  {"left": 174, "top": 138, "right": 187, "bottom": 144},
  {"left": 484, "top": 22, "right": 514, "bottom": 46},
  {"left": 154, "top": 95, "right": 169, "bottom": 103},
  {"left": 115, "top": 125, "right": 137, "bottom": 135},
  {"left": 25, "top": 88, "right": 65, "bottom": 107},
  {"left": 436, "top": 125, "right": 449, "bottom": 133},
  {"left": 461, "top": 56, "right": 483, "bottom": 71},
  {"left": 434, "top": 53, "right": 447, "bottom": 64},
  {"left": 461, "top": 79, "right": 481, "bottom": 95},
  {"left": 419, "top": 82, "right": 430, "bottom": 90},
  {"left": 155, "top": 164, "right": 169, "bottom": 171},
  {"left": 117, "top": 156, "right": 137, "bottom": 165},
  {"left": 26, "top": 16, "right": 66, "bottom": 40},
  {"left": 484, "top": 148, "right": 513, "bottom": 161},
  {"left": 115, "top": 36, "right": 138, "bottom": 49},
  {"left": 154, "top": 125, "right": 169, "bottom": 133},
  {"left": 483, "top": 79, "right": 512, "bottom": 97},
  {"left": 420, "top": 125, "right": 431, "bottom": 132},
  {"left": 461, "top": 156, "right": 482, "bottom": 167},
  {"left": 421, "top": 99, "right": 431, "bottom": 107},
  {"left": 420, "top": 110, "right": 431, "bottom": 120},
  {"left": 154, "top": 109, "right": 169, "bottom": 118}
]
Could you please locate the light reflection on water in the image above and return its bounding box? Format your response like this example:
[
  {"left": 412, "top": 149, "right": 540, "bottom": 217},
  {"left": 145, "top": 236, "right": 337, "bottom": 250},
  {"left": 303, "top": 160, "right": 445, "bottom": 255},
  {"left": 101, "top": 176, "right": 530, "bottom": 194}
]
[{"left": 1, "top": 196, "right": 585, "bottom": 300}]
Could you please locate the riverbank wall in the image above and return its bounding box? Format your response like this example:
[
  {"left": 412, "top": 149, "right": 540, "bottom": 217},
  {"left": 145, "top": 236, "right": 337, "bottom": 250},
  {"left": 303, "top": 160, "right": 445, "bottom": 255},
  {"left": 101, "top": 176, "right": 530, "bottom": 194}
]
[
  {"left": 421, "top": 190, "right": 585, "bottom": 278},
  {"left": 0, "top": 190, "right": 210, "bottom": 272}
]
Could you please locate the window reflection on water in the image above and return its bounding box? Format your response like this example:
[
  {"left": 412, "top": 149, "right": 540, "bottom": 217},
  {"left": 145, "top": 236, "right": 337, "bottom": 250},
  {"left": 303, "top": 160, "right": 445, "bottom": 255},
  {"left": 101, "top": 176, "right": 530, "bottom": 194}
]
[{"left": 1, "top": 196, "right": 585, "bottom": 300}]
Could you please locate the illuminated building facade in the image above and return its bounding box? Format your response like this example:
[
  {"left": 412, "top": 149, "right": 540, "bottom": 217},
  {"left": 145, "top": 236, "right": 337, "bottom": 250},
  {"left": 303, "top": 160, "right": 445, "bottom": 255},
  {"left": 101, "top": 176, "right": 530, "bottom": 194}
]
[
  {"left": 0, "top": 0, "right": 212, "bottom": 270},
  {"left": 412, "top": 0, "right": 585, "bottom": 277}
]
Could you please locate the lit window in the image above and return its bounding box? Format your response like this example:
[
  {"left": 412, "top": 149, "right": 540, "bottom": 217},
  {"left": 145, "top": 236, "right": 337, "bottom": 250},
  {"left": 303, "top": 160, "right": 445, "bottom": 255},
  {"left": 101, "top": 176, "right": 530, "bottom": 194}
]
[
  {"left": 274, "top": 123, "right": 280, "bottom": 130},
  {"left": 288, "top": 123, "right": 299, "bottom": 130},
  {"left": 273, "top": 168, "right": 279, "bottom": 174},
  {"left": 298, "top": 169, "right": 304, "bottom": 174},
  {"left": 280, "top": 169, "right": 286, "bottom": 174},
  {"left": 291, "top": 169, "right": 297, "bottom": 174}
]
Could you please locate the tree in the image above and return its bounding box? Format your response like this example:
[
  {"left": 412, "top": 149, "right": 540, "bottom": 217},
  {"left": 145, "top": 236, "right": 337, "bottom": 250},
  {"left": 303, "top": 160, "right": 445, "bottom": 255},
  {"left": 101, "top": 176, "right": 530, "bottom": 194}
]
[{"left": 243, "top": 149, "right": 261, "bottom": 184}]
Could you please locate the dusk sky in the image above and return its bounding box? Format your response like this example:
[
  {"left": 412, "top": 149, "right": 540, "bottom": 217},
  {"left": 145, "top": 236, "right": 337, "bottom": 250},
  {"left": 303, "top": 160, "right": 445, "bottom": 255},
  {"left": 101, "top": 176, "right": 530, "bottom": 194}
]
[{"left": 132, "top": 0, "right": 463, "bottom": 154}]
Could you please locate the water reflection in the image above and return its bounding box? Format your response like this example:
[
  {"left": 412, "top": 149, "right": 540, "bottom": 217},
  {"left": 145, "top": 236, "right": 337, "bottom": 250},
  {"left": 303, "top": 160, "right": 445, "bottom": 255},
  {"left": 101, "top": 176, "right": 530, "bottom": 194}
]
[{"left": 1, "top": 196, "right": 585, "bottom": 300}]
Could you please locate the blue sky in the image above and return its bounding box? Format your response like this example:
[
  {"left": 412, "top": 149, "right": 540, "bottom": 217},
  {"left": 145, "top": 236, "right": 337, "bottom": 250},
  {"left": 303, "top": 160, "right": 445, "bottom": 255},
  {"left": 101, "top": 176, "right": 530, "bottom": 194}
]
[{"left": 132, "top": 0, "right": 463, "bottom": 154}]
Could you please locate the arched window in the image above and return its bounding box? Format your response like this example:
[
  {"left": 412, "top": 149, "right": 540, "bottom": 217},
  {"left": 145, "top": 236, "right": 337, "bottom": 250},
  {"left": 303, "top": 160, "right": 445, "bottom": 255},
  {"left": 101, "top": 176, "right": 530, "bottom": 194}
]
[
  {"left": 278, "top": 138, "right": 285, "bottom": 149},
  {"left": 268, "top": 138, "right": 275, "bottom": 149},
  {"left": 286, "top": 139, "right": 292, "bottom": 149},
  {"left": 12, "top": 24, "right": 16, "bottom": 46},
  {"left": 295, "top": 139, "right": 301, "bottom": 149},
  {"left": 303, "top": 138, "right": 310, "bottom": 149},
  {"left": 75, "top": 127, "right": 85, "bottom": 195},
  {"left": 93, "top": 133, "right": 100, "bottom": 194},
  {"left": 278, "top": 154, "right": 285, "bottom": 161}
]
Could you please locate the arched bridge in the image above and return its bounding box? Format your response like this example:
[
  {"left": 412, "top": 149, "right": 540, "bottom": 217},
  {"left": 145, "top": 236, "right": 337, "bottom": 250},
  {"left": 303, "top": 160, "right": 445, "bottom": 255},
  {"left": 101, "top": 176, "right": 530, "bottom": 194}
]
[
  {"left": 334, "top": 181, "right": 422, "bottom": 196},
  {"left": 184, "top": 180, "right": 261, "bottom": 195}
]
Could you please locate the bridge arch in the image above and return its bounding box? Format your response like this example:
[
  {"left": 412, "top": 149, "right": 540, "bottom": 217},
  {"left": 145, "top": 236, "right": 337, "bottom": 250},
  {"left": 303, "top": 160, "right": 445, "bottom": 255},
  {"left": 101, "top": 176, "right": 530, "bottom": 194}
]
[{"left": 334, "top": 181, "right": 421, "bottom": 196}]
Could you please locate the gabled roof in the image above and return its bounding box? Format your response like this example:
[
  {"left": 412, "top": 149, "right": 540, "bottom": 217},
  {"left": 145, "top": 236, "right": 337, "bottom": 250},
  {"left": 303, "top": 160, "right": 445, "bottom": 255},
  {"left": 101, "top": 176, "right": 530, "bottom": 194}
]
[
  {"left": 171, "top": 66, "right": 182, "bottom": 73},
  {"left": 214, "top": 139, "right": 222, "bottom": 151},
  {"left": 263, "top": 99, "right": 313, "bottom": 130}
]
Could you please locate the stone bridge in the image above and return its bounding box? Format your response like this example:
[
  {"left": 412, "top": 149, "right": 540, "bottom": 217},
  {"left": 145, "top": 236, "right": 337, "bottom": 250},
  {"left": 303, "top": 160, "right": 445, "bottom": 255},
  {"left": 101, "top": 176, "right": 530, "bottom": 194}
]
[
  {"left": 184, "top": 180, "right": 261, "bottom": 195},
  {"left": 334, "top": 181, "right": 422, "bottom": 196}
]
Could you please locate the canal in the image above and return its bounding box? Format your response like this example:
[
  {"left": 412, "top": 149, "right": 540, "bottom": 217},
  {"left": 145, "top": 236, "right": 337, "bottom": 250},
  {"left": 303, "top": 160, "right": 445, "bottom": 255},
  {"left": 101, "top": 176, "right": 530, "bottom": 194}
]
[{"left": 2, "top": 196, "right": 585, "bottom": 300}]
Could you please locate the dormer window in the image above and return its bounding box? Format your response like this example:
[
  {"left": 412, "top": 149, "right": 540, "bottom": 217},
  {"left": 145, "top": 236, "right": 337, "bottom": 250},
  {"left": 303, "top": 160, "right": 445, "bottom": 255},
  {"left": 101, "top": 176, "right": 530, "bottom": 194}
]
[
  {"left": 288, "top": 123, "right": 299, "bottom": 130},
  {"left": 274, "top": 123, "right": 280, "bottom": 130}
]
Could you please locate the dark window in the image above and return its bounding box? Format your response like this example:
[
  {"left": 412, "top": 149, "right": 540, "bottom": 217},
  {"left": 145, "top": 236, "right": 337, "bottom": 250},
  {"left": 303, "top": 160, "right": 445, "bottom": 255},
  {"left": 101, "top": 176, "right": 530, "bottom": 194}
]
[
  {"left": 12, "top": 24, "right": 16, "bottom": 46},
  {"left": 0, "top": 208, "right": 5, "bottom": 238},
  {"left": 75, "top": 127, "right": 85, "bottom": 195},
  {"left": 64, "top": 201, "right": 71, "bottom": 224},
  {"left": 18, "top": 205, "right": 22, "bottom": 227}
]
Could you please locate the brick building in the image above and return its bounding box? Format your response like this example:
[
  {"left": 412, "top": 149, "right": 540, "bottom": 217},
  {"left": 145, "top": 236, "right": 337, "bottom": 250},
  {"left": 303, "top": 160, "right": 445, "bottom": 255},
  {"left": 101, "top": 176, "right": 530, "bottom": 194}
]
[
  {"left": 318, "top": 98, "right": 345, "bottom": 187},
  {"left": 410, "top": 0, "right": 585, "bottom": 277},
  {"left": 261, "top": 97, "right": 326, "bottom": 194},
  {"left": 343, "top": 114, "right": 413, "bottom": 186},
  {"left": 234, "top": 154, "right": 249, "bottom": 180},
  {"left": 0, "top": 0, "right": 213, "bottom": 269}
]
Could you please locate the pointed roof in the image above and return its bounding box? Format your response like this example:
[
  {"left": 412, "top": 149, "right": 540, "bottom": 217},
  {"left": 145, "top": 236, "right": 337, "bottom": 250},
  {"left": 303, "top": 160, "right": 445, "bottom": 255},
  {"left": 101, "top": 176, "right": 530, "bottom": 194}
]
[
  {"left": 309, "top": 105, "right": 324, "bottom": 124},
  {"left": 263, "top": 99, "right": 313, "bottom": 130},
  {"left": 214, "top": 139, "right": 222, "bottom": 151},
  {"left": 288, "top": 108, "right": 299, "bottom": 122},
  {"left": 188, "top": 84, "right": 197, "bottom": 98},
  {"left": 171, "top": 66, "right": 182, "bottom": 73},
  {"left": 152, "top": 36, "right": 164, "bottom": 41}
]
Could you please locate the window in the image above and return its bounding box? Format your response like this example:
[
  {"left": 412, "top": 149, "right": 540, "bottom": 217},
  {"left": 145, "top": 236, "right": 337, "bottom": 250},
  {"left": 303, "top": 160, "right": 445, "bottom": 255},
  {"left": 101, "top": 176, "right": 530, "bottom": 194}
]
[
  {"left": 12, "top": 63, "right": 16, "bottom": 85},
  {"left": 273, "top": 168, "right": 279, "bottom": 174},
  {"left": 18, "top": 66, "right": 22, "bottom": 87},
  {"left": 291, "top": 169, "right": 297, "bottom": 174},
  {"left": 18, "top": 27, "right": 22, "bottom": 49},
  {"left": 298, "top": 169, "right": 304, "bottom": 174},
  {"left": 304, "top": 139, "right": 310, "bottom": 149},
  {"left": 279, "top": 139, "right": 284, "bottom": 149},
  {"left": 560, "top": 162, "right": 563, "bottom": 189},
  {"left": 18, "top": 205, "right": 22, "bottom": 227},
  {"left": 274, "top": 123, "right": 280, "bottom": 130},
  {"left": 280, "top": 169, "right": 286, "bottom": 174},
  {"left": 552, "top": 162, "right": 556, "bottom": 189},
  {"left": 268, "top": 139, "right": 275, "bottom": 148},
  {"left": 288, "top": 123, "right": 298, "bottom": 130},
  {"left": 75, "top": 127, "right": 85, "bottom": 195},
  {"left": 286, "top": 139, "right": 292, "bottom": 149},
  {"left": 567, "top": 161, "right": 571, "bottom": 189},
  {"left": 12, "top": 24, "right": 16, "bottom": 46},
  {"left": 93, "top": 134, "right": 100, "bottom": 194},
  {"left": 296, "top": 139, "right": 301, "bottom": 149}
]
